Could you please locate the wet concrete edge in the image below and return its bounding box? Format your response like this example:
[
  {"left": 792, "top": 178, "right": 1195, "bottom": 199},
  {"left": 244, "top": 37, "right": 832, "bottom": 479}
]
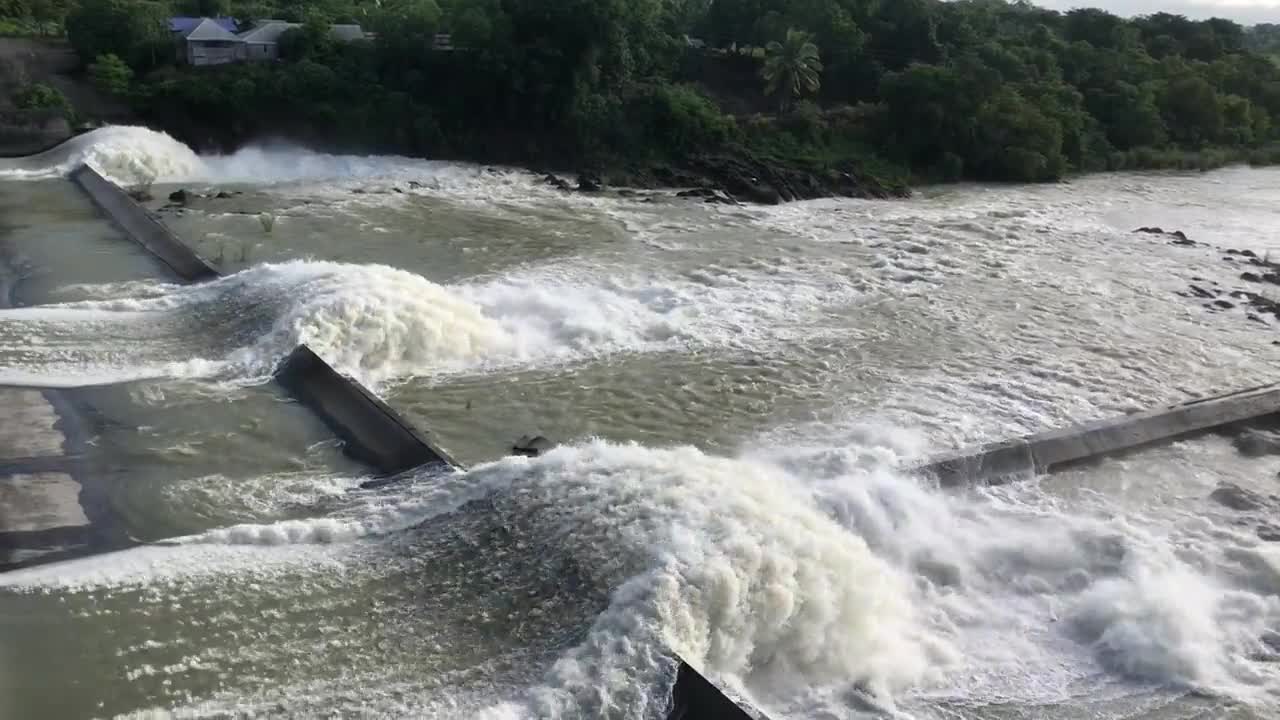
[
  {"left": 918, "top": 383, "right": 1280, "bottom": 486},
  {"left": 69, "top": 164, "right": 218, "bottom": 282}
]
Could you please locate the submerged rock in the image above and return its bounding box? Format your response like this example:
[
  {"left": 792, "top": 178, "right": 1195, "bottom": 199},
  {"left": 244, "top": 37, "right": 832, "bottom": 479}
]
[
  {"left": 1134, "top": 226, "right": 1193, "bottom": 244},
  {"left": 511, "top": 435, "right": 555, "bottom": 458},
  {"left": 1234, "top": 429, "right": 1280, "bottom": 458},
  {"left": 576, "top": 172, "right": 603, "bottom": 192},
  {"left": 1210, "top": 483, "right": 1270, "bottom": 512},
  {"left": 542, "top": 174, "right": 572, "bottom": 192}
]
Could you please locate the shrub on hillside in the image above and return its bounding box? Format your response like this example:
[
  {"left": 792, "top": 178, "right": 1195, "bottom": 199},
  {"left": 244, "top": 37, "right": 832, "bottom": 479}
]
[
  {"left": 14, "top": 82, "right": 72, "bottom": 116},
  {"left": 89, "top": 52, "right": 132, "bottom": 96}
]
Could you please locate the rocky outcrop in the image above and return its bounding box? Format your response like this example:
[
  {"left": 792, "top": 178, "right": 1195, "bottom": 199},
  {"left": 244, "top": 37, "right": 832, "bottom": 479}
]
[
  {"left": 1210, "top": 483, "right": 1272, "bottom": 512},
  {"left": 576, "top": 172, "right": 603, "bottom": 192},
  {"left": 687, "top": 152, "right": 906, "bottom": 204},
  {"left": 1133, "top": 226, "right": 1195, "bottom": 245},
  {"left": 1234, "top": 428, "right": 1280, "bottom": 458},
  {"left": 542, "top": 173, "right": 572, "bottom": 192}
]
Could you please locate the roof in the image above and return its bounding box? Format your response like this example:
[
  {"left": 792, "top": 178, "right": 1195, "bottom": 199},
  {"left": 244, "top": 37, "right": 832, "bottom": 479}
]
[
  {"left": 170, "top": 17, "right": 237, "bottom": 34},
  {"left": 183, "top": 17, "right": 241, "bottom": 42},
  {"left": 238, "top": 20, "right": 299, "bottom": 43},
  {"left": 238, "top": 20, "right": 367, "bottom": 44},
  {"left": 329, "top": 24, "right": 365, "bottom": 42}
]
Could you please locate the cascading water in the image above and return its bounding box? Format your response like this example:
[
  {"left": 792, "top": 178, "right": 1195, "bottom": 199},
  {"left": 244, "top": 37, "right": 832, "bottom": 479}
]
[{"left": 2, "top": 121, "right": 1279, "bottom": 720}]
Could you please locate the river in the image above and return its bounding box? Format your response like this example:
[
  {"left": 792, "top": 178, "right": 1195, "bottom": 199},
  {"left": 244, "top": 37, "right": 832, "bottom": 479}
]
[{"left": 1, "top": 126, "right": 1278, "bottom": 719}]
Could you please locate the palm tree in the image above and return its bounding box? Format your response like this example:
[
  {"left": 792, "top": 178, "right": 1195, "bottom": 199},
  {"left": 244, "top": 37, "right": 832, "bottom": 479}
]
[{"left": 761, "top": 29, "right": 824, "bottom": 111}]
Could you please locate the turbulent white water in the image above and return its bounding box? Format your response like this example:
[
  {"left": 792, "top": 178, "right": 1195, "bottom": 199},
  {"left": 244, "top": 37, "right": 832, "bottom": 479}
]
[
  {"left": 0, "top": 124, "right": 527, "bottom": 191},
  {"left": 0, "top": 251, "right": 864, "bottom": 388},
  {"left": 3, "top": 126, "right": 1280, "bottom": 720},
  {"left": 7, "top": 440, "right": 1280, "bottom": 719}
]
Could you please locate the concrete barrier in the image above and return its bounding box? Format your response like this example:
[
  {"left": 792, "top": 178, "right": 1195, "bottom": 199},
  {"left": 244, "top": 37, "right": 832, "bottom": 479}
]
[
  {"left": 919, "top": 382, "right": 1280, "bottom": 485},
  {"left": 668, "top": 657, "right": 763, "bottom": 720},
  {"left": 69, "top": 164, "right": 219, "bottom": 282},
  {"left": 274, "top": 345, "right": 458, "bottom": 475}
]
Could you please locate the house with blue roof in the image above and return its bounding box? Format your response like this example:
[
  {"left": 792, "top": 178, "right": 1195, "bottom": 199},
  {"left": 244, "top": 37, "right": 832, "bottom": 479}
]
[
  {"left": 170, "top": 17, "right": 370, "bottom": 66},
  {"left": 169, "top": 17, "right": 238, "bottom": 35}
]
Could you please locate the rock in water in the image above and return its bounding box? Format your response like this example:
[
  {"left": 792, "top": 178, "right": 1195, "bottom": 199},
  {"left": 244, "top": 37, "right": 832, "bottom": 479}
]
[
  {"left": 1234, "top": 429, "right": 1280, "bottom": 458},
  {"left": 542, "top": 174, "right": 572, "bottom": 192},
  {"left": 168, "top": 189, "right": 190, "bottom": 203},
  {"left": 511, "top": 435, "right": 555, "bottom": 458},
  {"left": 1210, "top": 483, "right": 1269, "bottom": 512},
  {"left": 215, "top": 191, "right": 232, "bottom": 199},
  {"left": 577, "top": 172, "right": 603, "bottom": 192}
]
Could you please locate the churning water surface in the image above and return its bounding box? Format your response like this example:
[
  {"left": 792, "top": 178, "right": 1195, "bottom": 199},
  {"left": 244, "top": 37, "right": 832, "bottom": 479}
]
[{"left": 1, "top": 127, "right": 1279, "bottom": 719}]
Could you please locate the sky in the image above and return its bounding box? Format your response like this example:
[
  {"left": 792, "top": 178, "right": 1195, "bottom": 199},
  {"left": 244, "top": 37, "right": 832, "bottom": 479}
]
[{"left": 1032, "top": 0, "right": 1280, "bottom": 23}]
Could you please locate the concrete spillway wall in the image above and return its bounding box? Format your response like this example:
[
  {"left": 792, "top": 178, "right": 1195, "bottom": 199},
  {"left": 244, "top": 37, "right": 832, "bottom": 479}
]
[
  {"left": 920, "top": 382, "right": 1280, "bottom": 485},
  {"left": 66, "top": 163, "right": 451, "bottom": 477},
  {"left": 69, "top": 165, "right": 219, "bottom": 281},
  {"left": 274, "top": 345, "right": 458, "bottom": 475}
]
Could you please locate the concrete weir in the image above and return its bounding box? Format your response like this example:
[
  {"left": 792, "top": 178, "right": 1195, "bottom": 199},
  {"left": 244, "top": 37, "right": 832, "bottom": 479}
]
[
  {"left": 920, "top": 382, "right": 1280, "bottom": 485},
  {"left": 69, "top": 164, "right": 219, "bottom": 281},
  {"left": 274, "top": 345, "right": 458, "bottom": 475}
]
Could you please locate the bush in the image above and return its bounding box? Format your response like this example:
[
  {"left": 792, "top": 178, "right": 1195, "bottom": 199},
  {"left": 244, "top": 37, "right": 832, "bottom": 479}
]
[
  {"left": 89, "top": 53, "right": 133, "bottom": 96},
  {"left": 14, "top": 82, "right": 72, "bottom": 116},
  {"left": 628, "top": 83, "right": 737, "bottom": 155},
  {"left": 781, "top": 99, "right": 824, "bottom": 142}
]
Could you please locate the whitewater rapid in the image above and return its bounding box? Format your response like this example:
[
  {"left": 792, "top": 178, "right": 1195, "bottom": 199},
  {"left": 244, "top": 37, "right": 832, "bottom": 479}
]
[
  {"left": 6, "top": 440, "right": 1279, "bottom": 719},
  {"left": 0, "top": 125, "right": 508, "bottom": 189},
  {"left": 0, "top": 252, "right": 863, "bottom": 388},
  {"left": 4, "top": 122, "right": 1280, "bottom": 720}
]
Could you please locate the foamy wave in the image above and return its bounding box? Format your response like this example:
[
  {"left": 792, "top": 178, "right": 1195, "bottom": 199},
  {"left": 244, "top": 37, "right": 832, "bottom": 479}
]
[
  {"left": 0, "top": 255, "right": 863, "bottom": 388},
  {"left": 0, "top": 125, "right": 520, "bottom": 191},
  {"left": 7, "top": 440, "right": 1280, "bottom": 715},
  {"left": 0, "top": 126, "right": 203, "bottom": 185}
]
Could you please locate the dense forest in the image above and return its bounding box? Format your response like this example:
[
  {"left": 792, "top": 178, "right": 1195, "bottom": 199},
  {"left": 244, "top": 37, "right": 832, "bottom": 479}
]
[{"left": 7, "top": 0, "right": 1280, "bottom": 196}]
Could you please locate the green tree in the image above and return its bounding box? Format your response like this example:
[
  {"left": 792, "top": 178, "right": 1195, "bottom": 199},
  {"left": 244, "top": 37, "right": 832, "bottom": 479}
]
[
  {"left": 88, "top": 52, "right": 132, "bottom": 95},
  {"left": 14, "top": 82, "right": 72, "bottom": 116},
  {"left": 1160, "top": 74, "right": 1223, "bottom": 145},
  {"left": 761, "top": 28, "right": 823, "bottom": 110},
  {"left": 65, "top": 0, "right": 168, "bottom": 70}
]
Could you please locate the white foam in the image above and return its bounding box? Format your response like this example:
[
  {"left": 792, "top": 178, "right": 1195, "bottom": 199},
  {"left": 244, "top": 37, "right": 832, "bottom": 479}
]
[
  {"left": 0, "top": 125, "right": 526, "bottom": 193},
  {"left": 7, "top": 440, "right": 1280, "bottom": 716},
  {"left": 0, "top": 255, "right": 865, "bottom": 388},
  {"left": 0, "top": 126, "right": 203, "bottom": 185}
]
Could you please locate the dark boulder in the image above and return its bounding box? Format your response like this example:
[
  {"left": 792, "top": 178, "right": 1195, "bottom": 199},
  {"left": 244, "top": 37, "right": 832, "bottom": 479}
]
[
  {"left": 543, "top": 174, "right": 572, "bottom": 192},
  {"left": 676, "top": 188, "right": 717, "bottom": 199},
  {"left": 1234, "top": 429, "right": 1280, "bottom": 458},
  {"left": 1242, "top": 272, "right": 1263, "bottom": 283},
  {"left": 1134, "top": 226, "right": 1166, "bottom": 234},
  {"left": 1211, "top": 483, "right": 1269, "bottom": 512},
  {"left": 512, "top": 435, "right": 555, "bottom": 458},
  {"left": 577, "top": 172, "right": 603, "bottom": 193},
  {"left": 168, "top": 189, "right": 190, "bottom": 203},
  {"left": 215, "top": 190, "right": 232, "bottom": 199},
  {"left": 1213, "top": 299, "right": 1236, "bottom": 309}
]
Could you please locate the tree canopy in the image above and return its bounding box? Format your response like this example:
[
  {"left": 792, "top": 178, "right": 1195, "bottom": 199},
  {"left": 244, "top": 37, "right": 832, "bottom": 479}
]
[{"left": 14, "top": 0, "right": 1280, "bottom": 185}]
